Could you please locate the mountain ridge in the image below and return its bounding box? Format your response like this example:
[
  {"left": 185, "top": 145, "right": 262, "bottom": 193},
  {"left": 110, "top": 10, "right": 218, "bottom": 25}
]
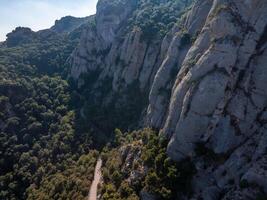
[
  {"left": 1, "top": 0, "right": 267, "bottom": 199},
  {"left": 70, "top": 0, "right": 267, "bottom": 199}
]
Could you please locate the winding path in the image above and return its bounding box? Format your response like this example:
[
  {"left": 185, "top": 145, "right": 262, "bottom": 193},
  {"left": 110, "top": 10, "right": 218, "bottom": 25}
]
[{"left": 88, "top": 158, "right": 102, "bottom": 200}]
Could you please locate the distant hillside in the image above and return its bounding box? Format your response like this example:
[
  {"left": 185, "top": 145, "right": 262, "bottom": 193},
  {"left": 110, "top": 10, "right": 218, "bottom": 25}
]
[{"left": 51, "top": 15, "right": 91, "bottom": 33}]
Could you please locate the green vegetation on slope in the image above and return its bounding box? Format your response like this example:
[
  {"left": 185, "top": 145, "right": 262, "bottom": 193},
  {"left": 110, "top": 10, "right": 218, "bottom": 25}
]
[
  {"left": 0, "top": 28, "right": 99, "bottom": 200},
  {"left": 100, "top": 129, "right": 196, "bottom": 200},
  {"left": 128, "top": 0, "right": 192, "bottom": 41}
]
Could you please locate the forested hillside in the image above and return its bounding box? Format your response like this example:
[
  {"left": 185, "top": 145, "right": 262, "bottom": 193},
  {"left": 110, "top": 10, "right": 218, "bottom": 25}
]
[
  {"left": 1, "top": 0, "right": 267, "bottom": 199},
  {"left": 0, "top": 17, "right": 99, "bottom": 200}
]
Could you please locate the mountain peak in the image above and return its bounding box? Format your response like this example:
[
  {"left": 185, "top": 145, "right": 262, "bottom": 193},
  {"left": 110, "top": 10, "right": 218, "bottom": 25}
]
[
  {"left": 50, "top": 15, "right": 91, "bottom": 33},
  {"left": 6, "top": 27, "right": 35, "bottom": 47}
]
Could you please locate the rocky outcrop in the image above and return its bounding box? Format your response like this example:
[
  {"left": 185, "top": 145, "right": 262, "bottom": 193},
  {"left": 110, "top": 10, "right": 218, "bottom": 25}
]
[
  {"left": 71, "top": 0, "right": 267, "bottom": 198},
  {"left": 70, "top": 0, "right": 193, "bottom": 131},
  {"left": 164, "top": 0, "right": 267, "bottom": 160},
  {"left": 51, "top": 16, "right": 90, "bottom": 33},
  {"left": 4, "top": 16, "right": 90, "bottom": 48},
  {"left": 160, "top": 0, "right": 267, "bottom": 199},
  {"left": 6, "top": 27, "right": 36, "bottom": 47},
  {"left": 70, "top": 0, "right": 139, "bottom": 80},
  {"left": 146, "top": 0, "right": 213, "bottom": 129}
]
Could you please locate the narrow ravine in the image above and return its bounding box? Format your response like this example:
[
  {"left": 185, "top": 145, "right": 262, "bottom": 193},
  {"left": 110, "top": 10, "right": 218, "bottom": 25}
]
[{"left": 88, "top": 158, "right": 102, "bottom": 200}]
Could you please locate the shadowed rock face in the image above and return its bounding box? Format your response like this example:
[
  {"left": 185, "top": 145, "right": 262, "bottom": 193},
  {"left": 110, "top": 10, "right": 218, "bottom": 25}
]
[
  {"left": 71, "top": 0, "right": 267, "bottom": 198},
  {"left": 69, "top": 0, "right": 192, "bottom": 132}
]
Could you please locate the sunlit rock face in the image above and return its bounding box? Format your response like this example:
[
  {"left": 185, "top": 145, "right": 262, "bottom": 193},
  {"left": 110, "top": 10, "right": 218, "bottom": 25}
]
[
  {"left": 164, "top": 0, "right": 267, "bottom": 162},
  {"left": 160, "top": 0, "right": 267, "bottom": 199},
  {"left": 70, "top": 0, "right": 139, "bottom": 80},
  {"left": 146, "top": 0, "right": 213, "bottom": 130}
]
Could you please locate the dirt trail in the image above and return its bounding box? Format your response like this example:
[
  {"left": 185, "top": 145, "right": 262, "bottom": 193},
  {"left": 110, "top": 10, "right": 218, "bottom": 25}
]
[{"left": 88, "top": 158, "right": 102, "bottom": 200}]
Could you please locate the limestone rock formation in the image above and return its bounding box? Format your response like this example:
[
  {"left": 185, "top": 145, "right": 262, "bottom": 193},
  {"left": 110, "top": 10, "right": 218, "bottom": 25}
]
[
  {"left": 162, "top": 0, "right": 267, "bottom": 198},
  {"left": 164, "top": 0, "right": 267, "bottom": 160},
  {"left": 146, "top": 0, "right": 213, "bottom": 130},
  {"left": 70, "top": 0, "right": 192, "bottom": 131},
  {"left": 71, "top": 0, "right": 267, "bottom": 198}
]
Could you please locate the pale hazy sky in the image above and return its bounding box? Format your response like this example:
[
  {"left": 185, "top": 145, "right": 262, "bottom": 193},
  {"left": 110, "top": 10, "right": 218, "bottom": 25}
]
[{"left": 0, "top": 0, "right": 98, "bottom": 41}]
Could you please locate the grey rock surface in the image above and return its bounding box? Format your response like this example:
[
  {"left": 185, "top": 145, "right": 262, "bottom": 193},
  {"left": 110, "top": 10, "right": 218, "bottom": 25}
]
[{"left": 70, "top": 0, "right": 267, "bottom": 198}]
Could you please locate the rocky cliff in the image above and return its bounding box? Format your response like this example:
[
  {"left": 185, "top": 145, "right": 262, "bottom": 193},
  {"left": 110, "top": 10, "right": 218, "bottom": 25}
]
[
  {"left": 70, "top": 0, "right": 193, "bottom": 131},
  {"left": 161, "top": 0, "right": 267, "bottom": 199},
  {"left": 71, "top": 0, "right": 267, "bottom": 199}
]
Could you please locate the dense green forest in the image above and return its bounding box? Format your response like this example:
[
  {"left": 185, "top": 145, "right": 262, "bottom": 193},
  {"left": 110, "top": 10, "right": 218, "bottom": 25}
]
[
  {"left": 0, "top": 29, "right": 192, "bottom": 199},
  {"left": 0, "top": 29, "right": 100, "bottom": 199},
  {"left": 129, "top": 0, "right": 192, "bottom": 41}
]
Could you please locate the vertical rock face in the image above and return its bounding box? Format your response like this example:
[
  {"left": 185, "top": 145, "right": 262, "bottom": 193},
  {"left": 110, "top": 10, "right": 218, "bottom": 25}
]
[
  {"left": 71, "top": 0, "right": 139, "bottom": 76},
  {"left": 146, "top": 0, "right": 213, "bottom": 130},
  {"left": 70, "top": 0, "right": 192, "bottom": 130},
  {"left": 156, "top": 0, "right": 267, "bottom": 198},
  {"left": 70, "top": 0, "right": 194, "bottom": 86},
  {"left": 71, "top": 0, "right": 267, "bottom": 198},
  {"left": 70, "top": 0, "right": 140, "bottom": 82},
  {"left": 163, "top": 0, "right": 267, "bottom": 163}
]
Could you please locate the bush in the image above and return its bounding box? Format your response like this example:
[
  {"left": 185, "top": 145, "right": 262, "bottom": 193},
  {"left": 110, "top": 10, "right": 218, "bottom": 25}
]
[{"left": 179, "top": 32, "right": 191, "bottom": 49}]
